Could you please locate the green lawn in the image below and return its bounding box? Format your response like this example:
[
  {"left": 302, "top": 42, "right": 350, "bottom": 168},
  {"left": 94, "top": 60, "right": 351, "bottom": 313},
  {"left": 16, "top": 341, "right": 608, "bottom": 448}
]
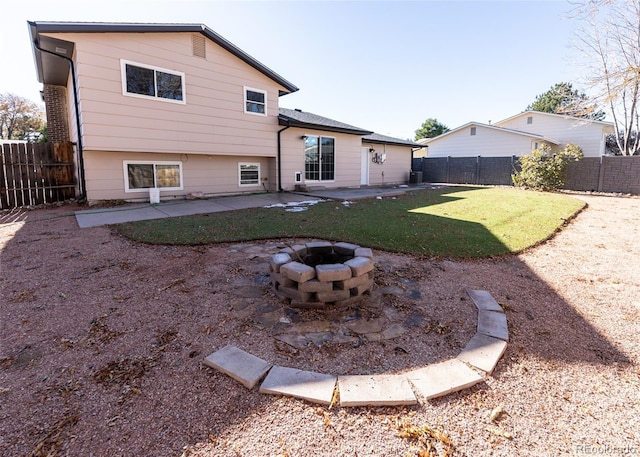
[{"left": 114, "top": 186, "right": 586, "bottom": 258}]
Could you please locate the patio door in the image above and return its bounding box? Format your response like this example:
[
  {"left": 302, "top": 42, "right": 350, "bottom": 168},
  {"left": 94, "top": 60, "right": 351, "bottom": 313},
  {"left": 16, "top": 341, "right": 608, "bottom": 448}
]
[
  {"left": 361, "top": 147, "right": 369, "bottom": 185},
  {"left": 305, "top": 135, "right": 335, "bottom": 181}
]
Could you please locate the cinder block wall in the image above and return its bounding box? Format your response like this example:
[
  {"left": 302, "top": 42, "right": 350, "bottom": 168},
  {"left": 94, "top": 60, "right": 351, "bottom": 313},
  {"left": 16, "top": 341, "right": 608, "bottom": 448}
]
[
  {"left": 416, "top": 156, "right": 640, "bottom": 195},
  {"left": 599, "top": 156, "right": 640, "bottom": 194}
]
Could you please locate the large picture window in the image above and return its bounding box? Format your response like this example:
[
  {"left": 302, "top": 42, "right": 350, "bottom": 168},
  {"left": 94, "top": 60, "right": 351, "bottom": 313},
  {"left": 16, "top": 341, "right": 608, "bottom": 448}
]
[
  {"left": 121, "top": 60, "right": 185, "bottom": 103},
  {"left": 239, "top": 162, "right": 260, "bottom": 186},
  {"left": 124, "top": 161, "right": 183, "bottom": 192},
  {"left": 304, "top": 135, "right": 335, "bottom": 181},
  {"left": 244, "top": 87, "right": 266, "bottom": 115}
]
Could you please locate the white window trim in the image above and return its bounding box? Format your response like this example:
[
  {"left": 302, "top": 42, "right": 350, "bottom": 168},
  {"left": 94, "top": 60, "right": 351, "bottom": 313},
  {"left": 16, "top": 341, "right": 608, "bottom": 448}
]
[
  {"left": 238, "top": 162, "right": 261, "bottom": 187},
  {"left": 304, "top": 134, "right": 336, "bottom": 183},
  {"left": 123, "top": 160, "right": 184, "bottom": 193},
  {"left": 120, "top": 59, "right": 186, "bottom": 104},
  {"left": 243, "top": 86, "right": 267, "bottom": 116}
]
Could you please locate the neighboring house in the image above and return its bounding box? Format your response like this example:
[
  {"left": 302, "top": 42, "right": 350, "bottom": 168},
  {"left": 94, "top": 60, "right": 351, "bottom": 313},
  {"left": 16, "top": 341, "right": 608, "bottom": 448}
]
[
  {"left": 28, "top": 21, "right": 420, "bottom": 203},
  {"left": 421, "top": 111, "right": 615, "bottom": 158}
]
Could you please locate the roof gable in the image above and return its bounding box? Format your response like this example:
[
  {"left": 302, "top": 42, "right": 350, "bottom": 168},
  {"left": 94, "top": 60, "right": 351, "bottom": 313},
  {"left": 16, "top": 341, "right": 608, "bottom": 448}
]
[
  {"left": 422, "top": 122, "right": 560, "bottom": 145},
  {"left": 496, "top": 110, "right": 614, "bottom": 127},
  {"left": 28, "top": 21, "right": 299, "bottom": 95}
]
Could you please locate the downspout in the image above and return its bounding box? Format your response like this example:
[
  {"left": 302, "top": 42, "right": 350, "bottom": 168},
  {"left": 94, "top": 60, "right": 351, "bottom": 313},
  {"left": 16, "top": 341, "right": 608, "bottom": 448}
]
[
  {"left": 277, "top": 121, "right": 290, "bottom": 192},
  {"left": 34, "top": 44, "right": 86, "bottom": 201}
]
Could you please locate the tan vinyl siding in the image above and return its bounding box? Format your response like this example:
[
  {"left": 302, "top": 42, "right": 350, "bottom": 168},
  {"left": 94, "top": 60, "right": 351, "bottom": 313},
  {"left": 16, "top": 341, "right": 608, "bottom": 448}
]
[
  {"left": 362, "top": 143, "right": 411, "bottom": 185},
  {"left": 63, "top": 71, "right": 79, "bottom": 145},
  {"left": 426, "top": 126, "right": 535, "bottom": 158},
  {"left": 279, "top": 129, "right": 363, "bottom": 190},
  {"left": 83, "top": 150, "right": 272, "bottom": 202},
  {"left": 43, "top": 31, "right": 286, "bottom": 156}
]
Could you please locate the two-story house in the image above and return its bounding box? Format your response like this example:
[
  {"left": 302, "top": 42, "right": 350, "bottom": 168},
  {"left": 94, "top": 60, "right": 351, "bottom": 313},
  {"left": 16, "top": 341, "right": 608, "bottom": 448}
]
[{"left": 28, "top": 21, "right": 420, "bottom": 203}]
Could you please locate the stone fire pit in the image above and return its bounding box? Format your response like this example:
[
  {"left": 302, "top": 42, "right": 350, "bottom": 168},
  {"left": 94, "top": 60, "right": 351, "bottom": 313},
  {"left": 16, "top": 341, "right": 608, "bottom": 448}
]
[{"left": 270, "top": 241, "right": 375, "bottom": 309}]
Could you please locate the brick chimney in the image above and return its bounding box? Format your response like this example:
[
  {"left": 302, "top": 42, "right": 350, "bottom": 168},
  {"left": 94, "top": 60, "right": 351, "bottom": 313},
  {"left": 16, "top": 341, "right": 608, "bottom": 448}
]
[{"left": 43, "top": 84, "right": 71, "bottom": 143}]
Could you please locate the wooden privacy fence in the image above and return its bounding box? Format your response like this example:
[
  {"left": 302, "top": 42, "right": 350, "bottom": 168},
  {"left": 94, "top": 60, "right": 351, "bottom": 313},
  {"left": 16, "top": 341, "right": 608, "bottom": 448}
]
[{"left": 0, "top": 142, "right": 76, "bottom": 209}]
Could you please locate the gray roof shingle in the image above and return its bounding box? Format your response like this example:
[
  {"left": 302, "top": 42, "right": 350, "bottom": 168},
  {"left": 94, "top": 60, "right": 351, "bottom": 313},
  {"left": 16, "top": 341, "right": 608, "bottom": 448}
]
[
  {"left": 362, "top": 132, "right": 422, "bottom": 147},
  {"left": 278, "top": 108, "right": 372, "bottom": 135}
]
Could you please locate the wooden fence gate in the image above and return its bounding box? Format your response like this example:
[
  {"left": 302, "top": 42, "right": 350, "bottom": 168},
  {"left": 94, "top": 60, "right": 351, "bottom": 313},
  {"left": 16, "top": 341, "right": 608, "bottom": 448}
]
[{"left": 0, "top": 142, "right": 76, "bottom": 209}]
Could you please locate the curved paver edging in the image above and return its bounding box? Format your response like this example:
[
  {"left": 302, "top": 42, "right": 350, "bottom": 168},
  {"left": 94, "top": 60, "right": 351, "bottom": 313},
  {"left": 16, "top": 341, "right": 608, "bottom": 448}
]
[{"left": 203, "top": 289, "right": 508, "bottom": 407}]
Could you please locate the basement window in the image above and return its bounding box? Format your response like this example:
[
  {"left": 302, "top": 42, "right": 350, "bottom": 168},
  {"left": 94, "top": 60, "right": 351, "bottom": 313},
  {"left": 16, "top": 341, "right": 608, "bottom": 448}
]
[
  {"left": 239, "top": 163, "right": 260, "bottom": 186},
  {"left": 124, "top": 161, "right": 183, "bottom": 192}
]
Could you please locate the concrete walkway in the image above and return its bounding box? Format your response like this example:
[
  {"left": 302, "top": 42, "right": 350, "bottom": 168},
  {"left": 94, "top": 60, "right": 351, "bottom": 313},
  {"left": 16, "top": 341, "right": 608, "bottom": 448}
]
[{"left": 75, "top": 184, "right": 437, "bottom": 228}]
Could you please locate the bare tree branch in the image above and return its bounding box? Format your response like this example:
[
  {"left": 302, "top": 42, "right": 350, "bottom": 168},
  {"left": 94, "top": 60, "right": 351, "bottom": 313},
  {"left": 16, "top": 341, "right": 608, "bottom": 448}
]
[
  {"left": 572, "top": 0, "right": 640, "bottom": 155},
  {"left": 0, "top": 93, "right": 45, "bottom": 141}
]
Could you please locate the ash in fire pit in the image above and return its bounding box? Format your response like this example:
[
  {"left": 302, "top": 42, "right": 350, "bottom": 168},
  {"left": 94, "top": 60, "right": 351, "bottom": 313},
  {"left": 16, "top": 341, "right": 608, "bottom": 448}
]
[{"left": 270, "top": 241, "right": 374, "bottom": 310}]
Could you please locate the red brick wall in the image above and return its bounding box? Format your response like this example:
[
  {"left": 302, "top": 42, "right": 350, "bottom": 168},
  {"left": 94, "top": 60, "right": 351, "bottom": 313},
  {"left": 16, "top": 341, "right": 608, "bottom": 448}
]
[{"left": 43, "top": 85, "right": 70, "bottom": 143}]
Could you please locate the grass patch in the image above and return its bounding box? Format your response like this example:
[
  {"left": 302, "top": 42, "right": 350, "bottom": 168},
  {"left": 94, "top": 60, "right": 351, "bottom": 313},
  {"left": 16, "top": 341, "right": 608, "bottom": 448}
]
[{"left": 115, "top": 186, "right": 585, "bottom": 258}]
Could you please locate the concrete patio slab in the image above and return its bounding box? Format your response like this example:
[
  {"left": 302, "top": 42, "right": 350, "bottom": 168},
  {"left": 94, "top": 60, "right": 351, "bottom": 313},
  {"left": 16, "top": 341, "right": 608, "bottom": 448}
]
[
  {"left": 457, "top": 333, "right": 508, "bottom": 373},
  {"left": 477, "top": 309, "right": 509, "bottom": 341},
  {"left": 74, "top": 192, "right": 323, "bottom": 228},
  {"left": 407, "top": 358, "right": 485, "bottom": 400},
  {"left": 75, "top": 205, "right": 168, "bottom": 228},
  {"left": 204, "top": 345, "right": 272, "bottom": 389},
  {"left": 338, "top": 374, "right": 417, "bottom": 407},
  {"left": 467, "top": 289, "right": 504, "bottom": 312},
  {"left": 259, "top": 365, "right": 337, "bottom": 405},
  {"left": 153, "top": 200, "right": 231, "bottom": 217}
]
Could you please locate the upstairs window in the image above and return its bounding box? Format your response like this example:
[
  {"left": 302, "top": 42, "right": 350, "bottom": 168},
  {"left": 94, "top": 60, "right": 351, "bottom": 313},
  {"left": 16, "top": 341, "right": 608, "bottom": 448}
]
[
  {"left": 244, "top": 87, "right": 266, "bottom": 115},
  {"left": 527, "top": 116, "right": 533, "bottom": 124},
  {"left": 121, "top": 60, "right": 185, "bottom": 103},
  {"left": 470, "top": 127, "right": 477, "bottom": 136}
]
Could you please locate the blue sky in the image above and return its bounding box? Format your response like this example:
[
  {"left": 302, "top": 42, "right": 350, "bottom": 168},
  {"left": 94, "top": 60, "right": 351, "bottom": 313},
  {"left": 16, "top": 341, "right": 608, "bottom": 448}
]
[{"left": 1, "top": 0, "right": 588, "bottom": 140}]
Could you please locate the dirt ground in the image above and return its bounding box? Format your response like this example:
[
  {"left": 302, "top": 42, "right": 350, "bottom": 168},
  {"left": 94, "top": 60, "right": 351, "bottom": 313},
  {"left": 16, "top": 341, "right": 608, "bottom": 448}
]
[{"left": 0, "top": 192, "right": 638, "bottom": 457}]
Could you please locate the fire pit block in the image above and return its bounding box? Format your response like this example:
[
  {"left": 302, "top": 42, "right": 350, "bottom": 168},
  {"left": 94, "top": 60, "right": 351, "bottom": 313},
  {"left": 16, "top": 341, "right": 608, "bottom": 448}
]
[
  {"left": 270, "top": 253, "right": 292, "bottom": 273},
  {"left": 280, "top": 262, "right": 316, "bottom": 283},
  {"left": 344, "top": 257, "right": 374, "bottom": 276},
  {"left": 316, "top": 264, "right": 352, "bottom": 282},
  {"left": 333, "top": 242, "right": 360, "bottom": 255},
  {"left": 306, "top": 241, "right": 334, "bottom": 254},
  {"left": 271, "top": 241, "right": 375, "bottom": 309}
]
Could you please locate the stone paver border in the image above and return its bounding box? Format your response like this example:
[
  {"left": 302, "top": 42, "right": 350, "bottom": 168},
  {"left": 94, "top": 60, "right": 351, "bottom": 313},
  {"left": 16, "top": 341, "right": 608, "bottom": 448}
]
[{"left": 204, "top": 289, "right": 508, "bottom": 406}]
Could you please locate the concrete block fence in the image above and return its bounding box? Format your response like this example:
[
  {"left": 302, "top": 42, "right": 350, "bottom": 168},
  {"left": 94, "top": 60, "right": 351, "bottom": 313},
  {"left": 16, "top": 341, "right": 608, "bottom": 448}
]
[{"left": 413, "top": 155, "right": 640, "bottom": 195}]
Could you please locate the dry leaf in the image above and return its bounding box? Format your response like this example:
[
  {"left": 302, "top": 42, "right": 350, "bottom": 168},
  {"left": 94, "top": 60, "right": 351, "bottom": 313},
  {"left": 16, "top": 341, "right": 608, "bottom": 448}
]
[
  {"left": 489, "top": 404, "right": 505, "bottom": 422},
  {"left": 486, "top": 425, "right": 513, "bottom": 440}
]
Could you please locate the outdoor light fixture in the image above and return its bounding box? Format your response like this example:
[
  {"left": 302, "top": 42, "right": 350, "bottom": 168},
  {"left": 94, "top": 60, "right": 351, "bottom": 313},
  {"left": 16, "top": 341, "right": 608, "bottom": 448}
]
[
  {"left": 301, "top": 135, "right": 308, "bottom": 140},
  {"left": 372, "top": 152, "right": 387, "bottom": 164}
]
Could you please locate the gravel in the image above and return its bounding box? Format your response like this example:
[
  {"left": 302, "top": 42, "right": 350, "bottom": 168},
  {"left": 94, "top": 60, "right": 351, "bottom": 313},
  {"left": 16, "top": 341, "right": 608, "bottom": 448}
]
[{"left": 0, "top": 193, "right": 638, "bottom": 457}]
